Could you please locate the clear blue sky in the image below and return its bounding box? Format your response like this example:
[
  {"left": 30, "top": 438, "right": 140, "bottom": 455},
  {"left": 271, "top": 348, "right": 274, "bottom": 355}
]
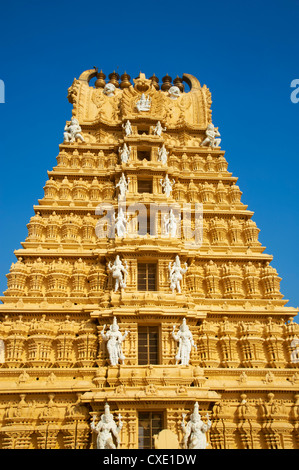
[{"left": 0, "top": 0, "right": 298, "bottom": 314}]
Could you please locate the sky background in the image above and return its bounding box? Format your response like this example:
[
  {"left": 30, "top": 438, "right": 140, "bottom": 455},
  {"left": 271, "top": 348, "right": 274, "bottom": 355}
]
[{"left": 0, "top": 0, "right": 298, "bottom": 315}]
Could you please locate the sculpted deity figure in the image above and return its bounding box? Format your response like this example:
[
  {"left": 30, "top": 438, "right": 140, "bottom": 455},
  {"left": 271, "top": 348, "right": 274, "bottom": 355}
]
[
  {"left": 158, "top": 144, "right": 169, "bottom": 165},
  {"left": 101, "top": 317, "right": 129, "bottom": 366},
  {"left": 113, "top": 208, "right": 129, "bottom": 237},
  {"left": 168, "top": 86, "right": 181, "bottom": 100},
  {"left": 153, "top": 121, "right": 166, "bottom": 136},
  {"left": 136, "top": 93, "right": 151, "bottom": 112},
  {"left": 116, "top": 173, "right": 130, "bottom": 199},
  {"left": 181, "top": 402, "right": 211, "bottom": 449},
  {"left": 91, "top": 403, "right": 123, "bottom": 449},
  {"left": 122, "top": 120, "right": 132, "bottom": 136},
  {"left": 172, "top": 318, "right": 196, "bottom": 366},
  {"left": 103, "top": 83, "right": 116, "bottom": 97},
  {"left": 164, "top": 209, "right": 179, "bottom": 237},
  {"left": 108, "top": 255, "right": 128, "bottom": 291},
  {"left": 160, "top": 174, "right": 175, "bottom": 198},
  {"left": 63, "top": 117, "right": 85, "bottom": 143},
  {"left": 200, "top": 123, "right": 221, "bottom": 148},
  {"left": 169, "top": 255, "right": 188, "bottom": 293},
  {"left": 119, "top": 143, "right": 131, "bottom": 164}
]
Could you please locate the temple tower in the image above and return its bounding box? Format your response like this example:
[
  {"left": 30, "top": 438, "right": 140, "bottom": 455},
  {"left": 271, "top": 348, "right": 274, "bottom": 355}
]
[{"left": 0, "top": 68, "right": 298, "bottom": 449}]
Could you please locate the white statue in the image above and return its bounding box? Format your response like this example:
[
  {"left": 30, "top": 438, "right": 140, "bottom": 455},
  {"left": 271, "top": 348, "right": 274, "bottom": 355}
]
[
  {"left": 169, "top": 255, "right": 188, "bottom": 293},
  {"left": 200, "top": 123, "right": 221, "bottom": 148},
  {"left": 91, "top": 403, "right": 123, "bottom": 449},
  {"left": 122, "top": 120, "right": 132, "bottom": 136},
  {"left": 116, "top": 173, "right": 130, "bottom": 198},
  {"left": 172, "top": 318, "right": 196, "bottom": 366},
  {"left": 101, "top": 317, "right": 129, "bottom": 366},
  {"left": 158, "top": 144, "right": 168, "bottom": 165},
  {"left": 153, "top": 121, "right": 166, "bottom": 136},
  {"left": 181, "top": 403, "right": 211, "bottom": 449},
  {"left": 136, "top": 93, "right": 151, "bottom": 112},
  {"left": 108, "top": 255, "right": 128, "bottom": 291},
  {"left": 63, "top": 117, "right": 85, "bottom": 143},
  {"left": 119, "top": 143, "right": 131, "bottom": 164},
  {"left": 168, "top": 86, "right": 181, "bottom": 99},
  {"left": 113, "top": 208, "right": 129, "bottom": 237},
  {"left": 164, "top": 209, "right": 179, "bottom": 237},
  {"left": 103, "top": 83, "right": 116, "bottom": 97},
  {"left": 160, "top": 174, "right": 175, "bottom": 198}
]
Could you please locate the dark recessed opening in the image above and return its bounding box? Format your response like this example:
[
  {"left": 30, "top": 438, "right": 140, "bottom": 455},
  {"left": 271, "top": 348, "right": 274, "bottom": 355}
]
[
  {"left": 138, "top": 179, "right": 152, "bottom": 193},
  {"left": 137, "top": 150, "right": 151, "bottom": 161}
]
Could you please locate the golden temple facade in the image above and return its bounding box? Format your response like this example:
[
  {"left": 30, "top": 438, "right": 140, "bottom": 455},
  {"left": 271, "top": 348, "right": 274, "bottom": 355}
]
[{"left": 0, "top": 68, "right": 298, "bottom": 450}]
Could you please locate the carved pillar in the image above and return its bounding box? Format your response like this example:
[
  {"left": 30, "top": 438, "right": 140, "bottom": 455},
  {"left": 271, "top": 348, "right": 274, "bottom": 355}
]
[
  {"left": 197, "top": 320, "right": 219, "bottom": 367},
  {"left": 221, "top": 262, "right": 244, "bottom": 298},
  {"left": 263, "top": 318, "right": 285, "bottom": 368},
  {"left": 5, "top": 316, "right": 28, "bottom": 367},
  {"left": 5, "top": 258, "right": 28, "bottom": 296},
  {"left": 218, "top": 318, "right": 239, "bottom": 367},
  {"left": 27, "top": 212, "right": 45, "bottom": 241},
  {"left": 27, "top": 315, "right": 55, "bottom": 367},
  {"left": 62, "top": 395, "right": 90, "bottom": 449},
  {"left": 204, "top": 261, "right": 221, "bottom": 298},
  {"left": 283, "top": 318, "right": 299, "bottom": 367},
  {"left": 238, "top": 321, "right": 266, "bottom": 368},
  {"left": 75, "top": 320, "right": 98, "bottom": 367},
  {"left": 54, "top": 316, "right": 77, "bottom": 367}
]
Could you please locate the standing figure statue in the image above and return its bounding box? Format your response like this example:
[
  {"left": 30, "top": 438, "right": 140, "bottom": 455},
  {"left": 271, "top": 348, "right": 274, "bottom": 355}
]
[
  {"left": 164, "top": 209, "right": 179, "bottom": 238},
  {"left": 153, "top": 121, "right": 166, "bottom": 136},
  {"left": 119, "top": 143, "right": 131, "bottom": 164},
  {"left": 108, "top": 255, "right": 128, "bottom": 291},
  {"left": 181, "top": 402, "right": 212, "bottom": 449},
  {"left": 91, "top": 403, "right": 123, "bottom": 449},
  {"left": 168, "top": 255, "right": 188, "bottom": 293},
  {"left": 101, "top": 317, "right": 129, "bottom": 366},
  {"left": 158, "top": 144, "right": 169, "bottom": 165},
  {"left": 113, "top": 208, "right": 129, "bottom": 237},
  {"left": 160, "top": 175, "right": 175, "bottom": 198},
  {"left": 116, "top": 173, "right": 130, "bottom": 199},
  {"left": 122, "top": 120, "right": 132, "bottom": 136},
  {"left": 172, "top": 318, "right": 196, "bottom": 366},
  {"left": 200, "top": 123, "right": 221, "bottom": 148},
  {"left": 63, "top": 117, "right": 85, "bottom": 143}
]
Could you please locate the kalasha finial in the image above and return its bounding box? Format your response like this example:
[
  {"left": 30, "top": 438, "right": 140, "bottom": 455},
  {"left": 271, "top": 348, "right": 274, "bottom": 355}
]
[
  {"left": 150, "top": 73, "right": 160, "bottom": 90},
  {"left": 120, "top": 72, "right": 131, "bottom": 89},
  {"left": 173, "top": 76, "right": 184, "bottom": 92},
  {"left": 161, "top": 74, "right": 172, "bottom": 91},
  {"left": 108, "top": 71, "right": 120, "bottom": 88},
  {"left": 95, "top": 70, "right": 106, "bottom": 88}
]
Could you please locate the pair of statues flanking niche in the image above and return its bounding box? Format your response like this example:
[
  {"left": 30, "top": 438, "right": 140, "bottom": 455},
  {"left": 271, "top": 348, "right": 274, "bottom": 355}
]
[
  {"left": 101, "top": 316, "right": 195, "bottom": 368},
  {"left": 122, "top": 120, "right": 166, "bottom": 137},
  {"left": 108, "top": 255, "right": 187, "bottom": 294},
  {"left": 91, "top": 401, "right": 211, "bottom": 449}
]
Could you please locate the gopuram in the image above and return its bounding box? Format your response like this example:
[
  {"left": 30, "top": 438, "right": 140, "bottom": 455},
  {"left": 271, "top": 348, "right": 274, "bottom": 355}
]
[{"left": 0, "top": 68, "right": 298, "bottom": 449}]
